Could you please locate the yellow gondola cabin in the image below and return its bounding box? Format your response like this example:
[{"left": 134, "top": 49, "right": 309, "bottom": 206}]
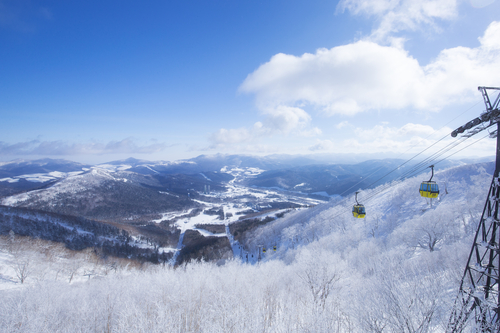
[
  {"left": 420, "top": 181, "right": 439, "bottom": 198},
  {"left": 352, "top": 204, "right": 366, "bottom": 218},
  {"left": 420, "top": 165, "right": 439, "bottom": 198},
  {"left": 352, "top": 191, "right": 366, "bottom": 218}
]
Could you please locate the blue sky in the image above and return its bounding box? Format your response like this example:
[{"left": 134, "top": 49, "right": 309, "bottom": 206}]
[{"left": 1, "top": 0, "right": 499, "bottom": 164}]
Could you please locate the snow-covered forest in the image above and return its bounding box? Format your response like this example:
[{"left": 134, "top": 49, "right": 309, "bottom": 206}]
[{"left": 0, "top": 161, "right": 494, "bottom": 332}]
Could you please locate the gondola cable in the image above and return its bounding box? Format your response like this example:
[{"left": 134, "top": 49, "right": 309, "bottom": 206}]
[
  {"left": 351, "top": 136, "right": 468, "bottom": 204},
  {"left": 355, "top": 133, "right": 489, "bottom": 207},
  {"left": 327, "top": 130, "right": 489, "bottom": 221},
  {"left": 321, "top": 102, "right": 487, "bottom": 221},
  {"left": 338, "top": 102, "right": 481, "bottom": 197}
]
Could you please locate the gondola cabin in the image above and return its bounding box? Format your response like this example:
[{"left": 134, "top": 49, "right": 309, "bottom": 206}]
[
  {"left": 420, "top": 181, "right": 439, "bottom": 198},
  {"left": 273, "top": 245, "right": 277, "bottom": 252},
  {"left": 262, "top": 247, "right": 266, "bottom": 253},
  {"left": 352, "top": 204, "right": 366, "bottom": 218}
]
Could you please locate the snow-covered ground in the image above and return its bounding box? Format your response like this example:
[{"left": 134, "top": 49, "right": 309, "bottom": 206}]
[
  {"left": 148, "top": 167, "right": 326, "bottom": 260},
  {"left": 0, "top": 166, "right": 158, "bottom": 208},
  {"left": 0, "top": 163, "right": 134, "bottom": 184},
  {"left": 246, "top": 162, "right": 494, "bottom": 254},
  {"left": 92, "top": 164, "right": 133, "bottom": 172},
  {"left": 0, "top": 164, "right": 326, "bottom": 267},
  {"left": 0, "top": 235, "right": 144, "bottom": 292},
  {"left": 0, "top": 161, "right": 495, "bottom": 332},
  {"left": 148, "top": 167, "right": 325, "bottom": 230},
  {"left": 0, "top": 170, "right": 85, "bottom": 183}
]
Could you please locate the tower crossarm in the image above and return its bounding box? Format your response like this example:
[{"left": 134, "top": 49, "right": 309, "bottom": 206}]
[
  {"left": 480, "top": 86, "right": 500, "bottom": 112},
  {"left": 452, "top": 87, "right": 500, "bottom": 138}
]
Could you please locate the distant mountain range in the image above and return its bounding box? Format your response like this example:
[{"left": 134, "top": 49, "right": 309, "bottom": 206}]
[
  {"left": 0, "top": 154, "right": 494, "bottom": 221},
  {"left": 0, "top": 154, "right": 493, "bottom": 196},
  {"left": 239, "top": 158, "right": 468, "bottom": 196},
  {"left": 0, "top": 154, "right": 495, "bottom": 266}
]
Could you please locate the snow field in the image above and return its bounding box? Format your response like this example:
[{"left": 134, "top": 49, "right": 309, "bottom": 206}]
[
  {"left": 0, "top": 239, "right": 468, "bottom": 332},
  {"left": 0, "top": 236, "right": 145, "bottom": 292},
  {"left": 0, "top": 171, "right": 85, "bottom": 184}
]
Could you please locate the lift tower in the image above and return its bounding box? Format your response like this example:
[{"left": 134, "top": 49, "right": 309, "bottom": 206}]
[{"left": 447, "top": 87, "right": 500, "bottom": 332}]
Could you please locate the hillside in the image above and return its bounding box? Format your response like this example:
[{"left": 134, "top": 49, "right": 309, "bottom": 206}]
[
  {"left": 0, "top": 205, "right": 174, "bottom": 263},
  {"left": 0, "top": 168, "right": 200, "bottom": 221},
  {"left": 0, "top": 160, "right": 493, "bottom": 332},
  {"left": 243, "top": 161, "right": 494, "bottom": 254}
]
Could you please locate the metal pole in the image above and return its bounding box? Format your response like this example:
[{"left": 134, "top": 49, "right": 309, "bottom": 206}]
[
  {"left": 496, "top": 122, "right": 500, "bottom": 177},
  {"left": 447, "top": 88, "right": 500, "bottom": 332}
]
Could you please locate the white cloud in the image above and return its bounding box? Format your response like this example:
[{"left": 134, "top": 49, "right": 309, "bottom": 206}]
[
  {"left": 301, "top": 127, "right": 323, "bottom": 137},
  {"left": 355, "top": 123, "right": 447, "bottom": 141},
  {"left": 213, "top": 5, "right": 498, "bottom": 156},
  {"left": 197, "top": 141, "right": 283, "bottom": 155},
  {"left": 337, "top": 0, "right": 400, "bottom": 16},
  {"left": 308, "top": 122, "right": 461, "bottom": 154},
  {"left": 337, "top": 0, "right": 459, "bottom": 42},
  {"left": 479, "top": 20, "right": 500, "bottom": 50},
  {"left": 262, "top": 106, "right": 309, "bottom": 132},
  {"left": 309, "top": 139, "right": 336, "bottom": 151},
  {"left": 470, "top": 0, "right": 496, "bottom": 8},
  {"left": 352, "top": 123, "right": 457, "bottom": 154},
  {"left": 336, "top": 121, "right": 350, "bottom": 129},
  {"left": 240, "top": 21, "right": 500, "bottom": 116},
  {"left": 0, "top": 138, "right": 168, "bottom": 156},
  {"left": 209, "top": 105, "right": 320, "bottom": 146},
  {"left": 209, "top": 127, "right": 252, "bottom": 145},
  {"left": 240, "top": 42, "right": 422, "bottom": 115},
  {"left": 349, "top": 122, "right": 499, "bottom": 158},
  {"left": 341, "top": 132, "right": 495, "bottom": 157}
]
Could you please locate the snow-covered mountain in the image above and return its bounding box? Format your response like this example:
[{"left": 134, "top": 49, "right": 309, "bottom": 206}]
[
  {"left": 0, "top": 155, "right": 477, "bottom": 197},
  {"left": 243, "top": 161, "right": 494, "bottom": 256},
  {"left": 1, "top": 167, "right": 198, "bottom": 220},
  {"left": 0, "top": 205, "right": 171, "bottom": 263},
  {"left": 0, "top": 159, "right": 90, "bottom": 196},
  {"left": 0, "top": 160, "right": 494, "bottom": 332},
  {"left": 0, "top": 157, "right": 494, "bottom": 263},
  {"left": 0, "top": 159, "right": 495, "bottom": 332},
  {"left": 0, "top": 158, "right": 328, "bottom": 265}
]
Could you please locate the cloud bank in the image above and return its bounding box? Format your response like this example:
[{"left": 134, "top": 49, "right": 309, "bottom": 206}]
[
  {"left": 309, "top": 122, "right": 456, "bottom": 153},
  {"left": 0, "top": 138, "right": 168, "bottom": 156}
]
